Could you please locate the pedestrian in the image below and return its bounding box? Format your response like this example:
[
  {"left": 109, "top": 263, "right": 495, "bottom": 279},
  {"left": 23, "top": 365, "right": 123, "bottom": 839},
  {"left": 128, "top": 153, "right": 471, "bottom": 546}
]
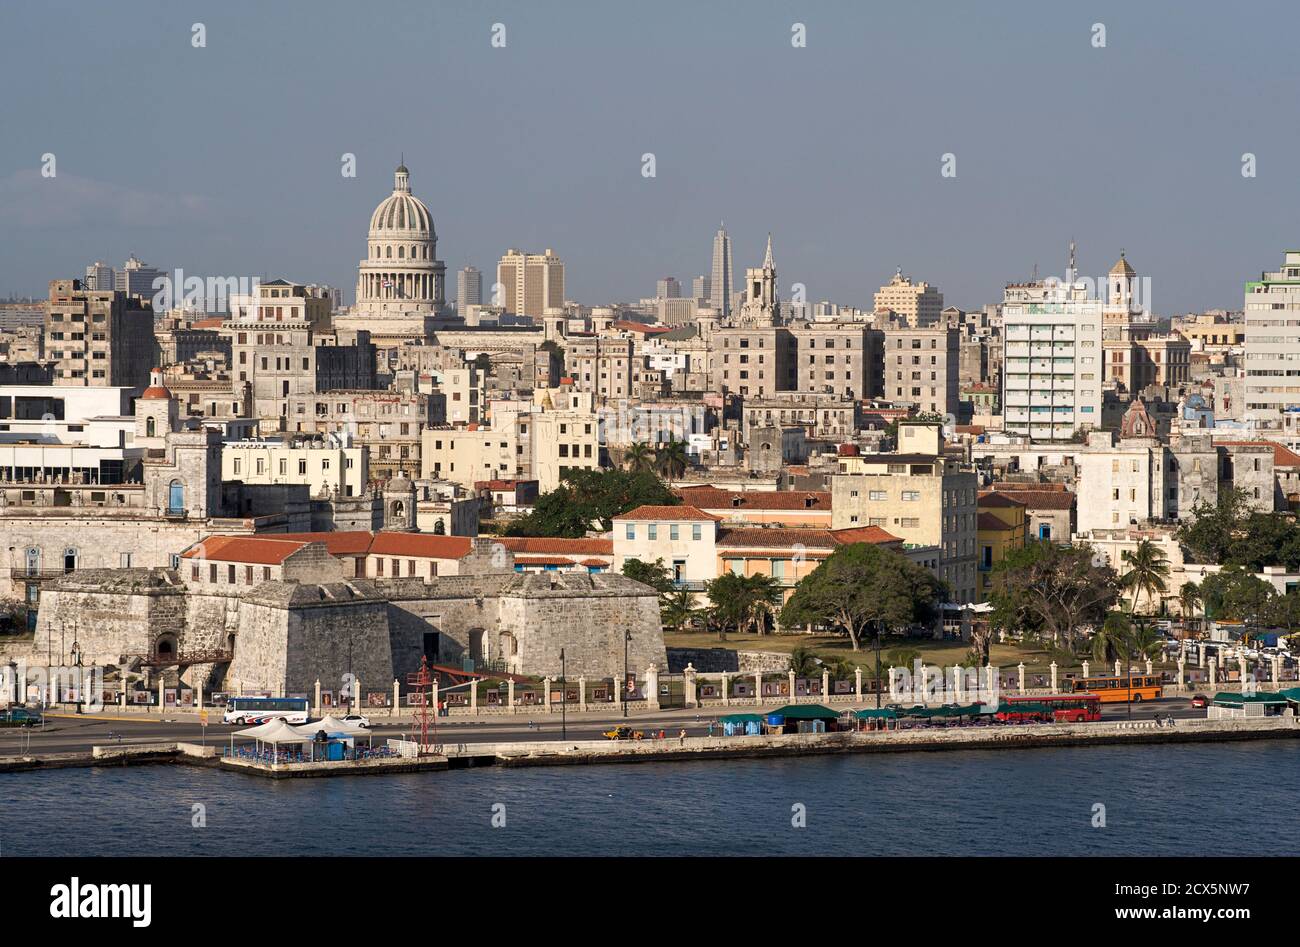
[{"left": 678, "top": 728, "right": 686, "bottom": 745}]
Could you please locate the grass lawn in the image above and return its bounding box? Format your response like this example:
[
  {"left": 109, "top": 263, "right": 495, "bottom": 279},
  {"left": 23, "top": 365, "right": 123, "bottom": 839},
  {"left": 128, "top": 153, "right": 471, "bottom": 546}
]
[{"left": 662, "top": 630, "right": 1177, "bottom": 676}]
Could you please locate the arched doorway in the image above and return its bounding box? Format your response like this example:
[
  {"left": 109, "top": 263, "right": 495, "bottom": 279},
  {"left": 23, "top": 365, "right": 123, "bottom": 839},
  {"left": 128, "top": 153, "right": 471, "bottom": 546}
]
[
  {"left": 469, "top": 628, "right": 486, "bottom": 668},
  {"left": 154, "top": 633, "right": 178, "bottom": 662},
  {"left": 498, "top": 631, "right": 518, "bottom": 674}
]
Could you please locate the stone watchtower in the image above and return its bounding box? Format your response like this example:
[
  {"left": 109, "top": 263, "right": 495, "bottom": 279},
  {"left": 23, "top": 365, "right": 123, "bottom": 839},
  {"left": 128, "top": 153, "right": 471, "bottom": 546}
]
[
  {"left": 134, "top": 368, "right": 178, "bottom": 450},
  {"left": 382, "top": 471, "right": 417, "bottom": 531}
]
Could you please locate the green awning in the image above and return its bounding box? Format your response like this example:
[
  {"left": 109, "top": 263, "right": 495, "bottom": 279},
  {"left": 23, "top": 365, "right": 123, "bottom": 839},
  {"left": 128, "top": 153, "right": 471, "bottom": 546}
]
[
  {"left": 1279, "top": 687, "right": 1300, "bottom": 704},
  {"left": 854, "top": 708, "right": 898, "bottom": 720},
  {"left": 1211, "top": 691, "right": 1287, "bottom": 707},
  {"left": 717, "top": 714, "right": 765, "bottom": 724},
  {"left": 765, "top": 704, "right": 842, "bottom": 721}
]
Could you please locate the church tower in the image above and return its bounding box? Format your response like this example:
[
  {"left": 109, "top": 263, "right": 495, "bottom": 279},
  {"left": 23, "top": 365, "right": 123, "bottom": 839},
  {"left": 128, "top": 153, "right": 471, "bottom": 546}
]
[
  {"left": 734, "top": 233, "right": 780, "bottom": 327},
  {"left": 134, "top": 367, "right": 178, "bottom": 449}
]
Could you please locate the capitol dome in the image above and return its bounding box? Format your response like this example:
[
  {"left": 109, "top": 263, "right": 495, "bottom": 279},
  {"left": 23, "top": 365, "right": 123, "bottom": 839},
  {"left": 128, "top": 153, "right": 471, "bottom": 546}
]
[
  {"left": 354, "top": 161, "right": 447, "bottom": 317},
  {"left": 368, "top": 164, "right": 435, "bottom": 238}
]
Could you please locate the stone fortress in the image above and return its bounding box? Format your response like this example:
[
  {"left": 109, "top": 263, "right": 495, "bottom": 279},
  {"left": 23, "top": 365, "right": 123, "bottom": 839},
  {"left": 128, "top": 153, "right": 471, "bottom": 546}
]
[{"left": 33, "top": 536, "right": 664, "bottom": 697}]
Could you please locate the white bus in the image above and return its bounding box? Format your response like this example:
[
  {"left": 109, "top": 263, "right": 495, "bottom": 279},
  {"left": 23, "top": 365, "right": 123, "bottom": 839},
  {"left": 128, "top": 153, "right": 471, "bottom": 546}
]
[{"left": 223, "top": 697, "right": 310, "bottom": 725}]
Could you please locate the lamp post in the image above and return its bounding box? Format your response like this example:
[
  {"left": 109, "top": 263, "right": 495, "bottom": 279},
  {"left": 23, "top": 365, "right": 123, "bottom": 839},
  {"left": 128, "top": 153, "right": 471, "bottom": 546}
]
[
  {"left": 873, "top": 624, "right": 883, "bottom": 710},
  {"left": 623, "top": 629, "right": 632, "bottom": 719},
  {"left": 559, "top": 647, "right": 567, "bottom": 740},
  {"left": 70, "top": 640, "right": 83, "bottom": 714}
]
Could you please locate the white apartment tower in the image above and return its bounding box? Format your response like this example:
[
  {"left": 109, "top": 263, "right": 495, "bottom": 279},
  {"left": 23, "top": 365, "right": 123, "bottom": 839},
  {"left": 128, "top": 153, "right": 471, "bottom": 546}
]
[
  {"left": 1001, "top": 246, "right": 1104, "bottom": 441},
  {"left": 1243, "top": 249, "right": 1300, "bottom": 434}
]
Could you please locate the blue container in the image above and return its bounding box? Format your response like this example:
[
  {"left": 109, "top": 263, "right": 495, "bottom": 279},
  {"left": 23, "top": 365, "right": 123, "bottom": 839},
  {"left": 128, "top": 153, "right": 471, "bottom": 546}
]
[
  {"left": 766, "top": 714, "right": 785, "bottom": 727},
  {"left": 326, "top": 742, "right": 345, "bottom": 761}
]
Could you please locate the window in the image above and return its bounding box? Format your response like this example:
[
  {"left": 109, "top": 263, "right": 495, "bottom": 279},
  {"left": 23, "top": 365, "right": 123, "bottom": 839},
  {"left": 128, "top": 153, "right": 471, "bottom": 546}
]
[
  {"left": 670, "top": 524, "right": 679, "bottom": 541},
  {"left": 869, "top": 490, "right": 888, "bottom": 501},
  {"left": 692, "top": 523, "right": 702, "bottom": 541},
  {"left": 648, "top": 524, "right": 657, "bottom": 540},
  {"left": 901, "top": 490, "right": 920, "bottom": 501},
  {"left": 625, "top": 524, "right": 635, "bottom": 540}
]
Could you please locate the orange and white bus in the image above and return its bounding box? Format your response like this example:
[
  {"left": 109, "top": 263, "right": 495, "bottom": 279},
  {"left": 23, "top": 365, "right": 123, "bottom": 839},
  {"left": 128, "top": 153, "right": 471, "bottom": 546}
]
[{"left": 1070, "top": 675, "right": 1162, "bottom": 703}]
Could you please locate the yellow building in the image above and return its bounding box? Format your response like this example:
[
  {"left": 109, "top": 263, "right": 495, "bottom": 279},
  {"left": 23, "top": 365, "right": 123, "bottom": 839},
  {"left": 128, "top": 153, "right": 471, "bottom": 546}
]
[{"left": 976, "top": 492, "right": 1028, "bottom": 601}]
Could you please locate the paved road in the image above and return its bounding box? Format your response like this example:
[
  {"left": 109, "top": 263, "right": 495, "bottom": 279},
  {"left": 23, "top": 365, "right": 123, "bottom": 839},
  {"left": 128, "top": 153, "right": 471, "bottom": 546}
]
[{"left": 1, "top": 697, "right": 1205, "bottom": 757}]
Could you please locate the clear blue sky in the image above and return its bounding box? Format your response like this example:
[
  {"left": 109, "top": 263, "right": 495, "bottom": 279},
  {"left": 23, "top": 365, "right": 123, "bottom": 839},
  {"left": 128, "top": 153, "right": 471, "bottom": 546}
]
[{"left": 1, "top": 0, "right": 1296, "bottom": 314}]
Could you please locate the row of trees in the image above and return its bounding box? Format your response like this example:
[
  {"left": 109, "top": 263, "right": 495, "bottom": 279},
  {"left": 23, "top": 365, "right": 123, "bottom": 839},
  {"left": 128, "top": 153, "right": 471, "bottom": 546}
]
[{"left": 624, "top": 543, "right": 947, "bottom": 651}]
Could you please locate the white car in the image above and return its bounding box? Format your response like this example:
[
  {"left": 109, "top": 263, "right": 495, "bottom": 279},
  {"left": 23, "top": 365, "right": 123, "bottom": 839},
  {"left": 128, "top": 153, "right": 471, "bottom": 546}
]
[{"left": 341, "top": 713, "right": 371, "bottom": 729}]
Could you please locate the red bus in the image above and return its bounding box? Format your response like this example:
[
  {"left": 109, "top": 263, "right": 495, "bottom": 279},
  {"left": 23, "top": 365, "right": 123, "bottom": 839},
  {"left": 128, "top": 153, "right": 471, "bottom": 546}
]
[{"left": 995, "top": 693, "right": 1101, "bottom": 724}]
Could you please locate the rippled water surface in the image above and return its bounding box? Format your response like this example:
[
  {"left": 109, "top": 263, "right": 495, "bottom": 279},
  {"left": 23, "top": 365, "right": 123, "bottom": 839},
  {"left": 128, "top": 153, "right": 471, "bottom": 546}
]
[{"left": 4, "top": 742, "right": 1298, "bottom": 856}]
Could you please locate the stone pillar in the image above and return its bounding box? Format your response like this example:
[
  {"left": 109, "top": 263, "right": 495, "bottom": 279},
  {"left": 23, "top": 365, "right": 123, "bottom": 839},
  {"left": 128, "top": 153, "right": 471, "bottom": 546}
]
[
  {"left": 787, "top": 669, "right": 796, "bottom": 701},
  {"left": 120, "top": 683, "right": 126, "bottom": 710},
  {"left": 1198, "top": 645, "right": 1206, "bottom": 669},
  {"left": 542, "top": 677, "right": 551, "bottom": 714},
  {"left": 1017, "top": 662, "right": 1026, "bottom": 694},
  {"left": 684, "top": 664, "right": 697, "bottom": 709},
  {"left": 1208, "top": 657, "right": 1217, "bottom": 688},
  {"left": 158, "top": 677, "right": 164, "bottom": 712},
  {"left": 1145, "top": 659, "right": 1153, "bottom": 677},
  {"left": 1176, "top": 660, "right": 1186, "bottom": 691},
  {"left": 754, "top": 671, "right": 762, "bottom": 706},
  {"left": 888, "top": 666, "right": 900, "bottom": 701},
  {"left": 854, "top": 667, "right": 863, "bottom": 703},
  {"left": 821, "top": 669, "right": 830, "bottom": 702},
  {"left": 645, "top": 664, "right": 660, "bottom": 711},
  {"left": 1238, "top": 655, "right": 1248, "bottom": 687},
  {"left": 430, "top": 679, "right": 439, "bottom": 719},
  {"left": 470, "top": 678, "right": 478, "bottom": 715},
  {"left": 720, "top": 672, "right": 730, "bottom": 707},
  {"left": 1272, "top": 654, "right": 1282, "bottom": 686},
  {"left": 392, "top": 679, "right": 400, "bottom": 718},
  {"left": 353, "top": 677, "right": 361, "bottom": 713},
  {"left": 1082, "top": 660, "right": 1090, "bottom": 679},
  {"left": 507, "top": 678, "right": 515, "bottom": 714},
  {"left": 1113, "top": 659, "right": 1122, "bottom": 677},
  {"left": 578, "top": 676, "right": 587, "bottom": 713},
  {"left": 1050, "top": 661, "right": 1058, "bottom": 694},
  {"left": 197, "top": 686, "right": 203, "bottom": 713},
  {"left": 313, "top": 679, "right": 321, "bottom": 718},
  {"left": 950, "top": 666, "right": 962, "bottom": 702},
  {"left": 984, "top": 664, "right": 995, "bottom": 696}
]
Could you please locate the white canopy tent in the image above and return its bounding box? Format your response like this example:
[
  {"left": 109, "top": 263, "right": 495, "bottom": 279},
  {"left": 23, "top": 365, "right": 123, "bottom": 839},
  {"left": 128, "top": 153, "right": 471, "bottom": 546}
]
[{"left": 229, "top": 717, "right": 315, "bottom": 759}]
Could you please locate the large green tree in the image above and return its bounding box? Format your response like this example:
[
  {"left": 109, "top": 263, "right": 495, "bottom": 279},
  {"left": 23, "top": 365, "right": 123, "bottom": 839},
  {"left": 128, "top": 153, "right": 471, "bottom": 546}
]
[
  {"left": 705, "top": 572, "right": 783, "bottom": 640},
  {"left": 778, "top": 543, "right": 946, "bottom": 652},
  {"left": 503, "top": 468, "right": 677, "bottom": 537},
  {"left": 1200, "top": 566, "right": 1275, "bottom": 625},
  {"left": 986, "top": 540, "right": 1118, "bottom": 647}
]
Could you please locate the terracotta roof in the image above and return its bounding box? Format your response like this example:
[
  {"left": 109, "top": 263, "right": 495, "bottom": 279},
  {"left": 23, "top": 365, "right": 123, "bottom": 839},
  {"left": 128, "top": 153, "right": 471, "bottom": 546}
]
[
  {"left": 827, "top": 526, "right": 904, "bottom": 546},
  {"left": 191, "top": 317, "right": 224, "bottom": 329},
  {"left": 579, "top": 558, "right": 608, "bottom": 567},
  {"left": 368, "top": 533, "right": 473, "bottom": 559},
  {"left": 615, "top": 504, "right": 718, "bottom": 522},
  {"left": 272, "top": 531, "right": 376, "bottom": 556},
  {"left": 514, "top": 556, "right": 581, "bottom": 566},
  {"left": 1213, "top": 440, "right": 1300, "bottom": 468},
  {"left": 475, "top": 479, "right": 536, "bottom": 491},
  {"left": 978, "top": 491, "right": 1026, "bottom": 509},
  {"left": 717, "top": 527, "right": 840, "bottom": 550},
  {"left": 610, "top": 320, "right": 671, "bottom": 334},
  {"left": 985, "top": 488, "right": 1075, "bottom": 510},
  {"left": 497, "top": 536, "right": 613, "bottom": 555},
  {"left": 675, "top": 486, "right": 832, "bottom": 511},
  {"left": 181, "top": 536, "right": 307, "bottom": 565},
  {"left": 977, "top": 511, "right": 1019, "bottom": 531}
]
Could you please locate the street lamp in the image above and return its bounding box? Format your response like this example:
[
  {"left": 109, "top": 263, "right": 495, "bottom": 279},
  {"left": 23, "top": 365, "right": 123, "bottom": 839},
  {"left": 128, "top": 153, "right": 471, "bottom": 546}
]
[
  {"left": 559, "top": 647, "right": 567, "bottom": 740},
  {"left": 623, "top": 629, "right": 632, "bottom": 719},
  {"left": 70, "top": 640, "right": 83, "bottom": 714}
]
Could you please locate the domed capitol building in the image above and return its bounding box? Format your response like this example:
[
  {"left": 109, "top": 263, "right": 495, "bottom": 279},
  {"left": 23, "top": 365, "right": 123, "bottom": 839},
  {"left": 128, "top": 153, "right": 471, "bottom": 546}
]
[{"left": 338, "top": 161, "right": 451, "bottom": 346}]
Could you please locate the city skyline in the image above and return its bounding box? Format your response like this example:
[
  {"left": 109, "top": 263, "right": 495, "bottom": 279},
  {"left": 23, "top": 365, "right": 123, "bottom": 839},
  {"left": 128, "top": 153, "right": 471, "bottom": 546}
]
[{"left": 3, "top": 1, "right": 1299, "bottom": 314}]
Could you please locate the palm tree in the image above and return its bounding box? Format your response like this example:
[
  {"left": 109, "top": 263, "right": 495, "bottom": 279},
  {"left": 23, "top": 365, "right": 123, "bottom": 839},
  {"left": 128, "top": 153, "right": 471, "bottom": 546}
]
[
  {"left": 1120, "top": 539, "right": 1170, "bottom": 615},
  {"left": 654, "top": 439, "right": 688, "bottom": 483},
  {"left": 660, "top": 588, "right": 696, "bottom": 635},
  {"left": 741, "top": 573, "right": 783, "bottom": 635},
  {"left": 623, "top": 442, "right": 653, "bottom": 473},
  {"left": 1178, "top": 581, "right": 1202, "bottom": 632},
  {"left": 788, "top": 646, "right": 820, "bottom": 678}
]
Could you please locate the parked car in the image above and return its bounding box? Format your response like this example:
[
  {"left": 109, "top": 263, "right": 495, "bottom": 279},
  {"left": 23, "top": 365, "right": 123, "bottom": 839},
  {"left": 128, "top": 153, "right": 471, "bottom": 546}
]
[
  {"left": 1190, "top": 694, "right": 1208, "bottom": 709},
  {"left": 341, "top": 713, "right": 371, "bottom": 729},
  {"left": 1, "top": 707, "right": 43, "bottom": 726}
]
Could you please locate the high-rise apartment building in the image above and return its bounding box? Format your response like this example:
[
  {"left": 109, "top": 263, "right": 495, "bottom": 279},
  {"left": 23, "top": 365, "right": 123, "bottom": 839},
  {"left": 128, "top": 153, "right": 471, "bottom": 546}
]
[
  {"left": 882, "top": 325, "right": 960, "bottom": 418},
  {"left": 1243, "top": 249, "right": 1300, "bottom": 433},
  {"left": 44, "top": 279, "right": 157, "bottom": 387},
  {"left": 1001, "top": 266, "right": 1104, "bottom": 441},
  {"left": 692, "top": 275, "right": 710, "bottom": 301},
  {"left": 874, "top": 270, "right": 943, "bottom": 327},
  {"left": 496, "top": 249, "right": 564, "bottom": 318},
  {"left": 709, "top": 225, "right": 733, "bottom": 317},
  {"left": 83, "top": 261, "right": 115, "bottom": 292},
  {"left": 457, "top": 266, "right": 482, "bottom": 316},
  {"left": 656, "top": 277, "right": 681, "bottom": 299},
  {"left": 114, "top": 255, "right": 163, "bottom": 303}
]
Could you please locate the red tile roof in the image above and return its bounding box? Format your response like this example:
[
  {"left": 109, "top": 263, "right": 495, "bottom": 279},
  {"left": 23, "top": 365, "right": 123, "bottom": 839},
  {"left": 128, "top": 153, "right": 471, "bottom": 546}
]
[
  {"left": 985, "top": 487, "right": 1075, "bottom": 510},
  {"left": 514, "top": 556, "right": 581, "bottom": 566},
  {"left": 717, "top": 527, "right": 840, "bottom": 550},
  {"left": 271, "top": 531, "right": 376, "bottom": 556},
  {"left": 368, "top": 533, "right": 473, "bottom": 559},
  {"left": 827, "top": 526, "right": 904, "bottom": 546},
  {"left": 977, "top": 511, "right": 1020, "bottom": 531},
  {"left": 675, "top": 486, "right": 832, "bottom": 511},
  {"left": 978, "top": 491, "right": 1026, "bottom": 508},
  {"left": 182, "top": 536, "right": 307, "bottom": 565},
  {"left": 615, "top": 504, "right": 719, "bottom": 522}
]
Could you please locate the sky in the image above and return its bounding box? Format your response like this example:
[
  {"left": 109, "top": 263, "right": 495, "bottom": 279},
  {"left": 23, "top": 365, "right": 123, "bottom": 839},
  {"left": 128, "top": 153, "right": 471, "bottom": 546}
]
[{"left": 1, "top": 0, "right": 1298, "bottom": 315}]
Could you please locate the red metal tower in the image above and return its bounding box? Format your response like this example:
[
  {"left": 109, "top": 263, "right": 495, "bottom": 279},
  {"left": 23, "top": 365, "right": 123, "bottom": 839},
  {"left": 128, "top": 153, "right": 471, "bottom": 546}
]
[{"left": 406, "top": 656, "right": 438, "bottom": 755}]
